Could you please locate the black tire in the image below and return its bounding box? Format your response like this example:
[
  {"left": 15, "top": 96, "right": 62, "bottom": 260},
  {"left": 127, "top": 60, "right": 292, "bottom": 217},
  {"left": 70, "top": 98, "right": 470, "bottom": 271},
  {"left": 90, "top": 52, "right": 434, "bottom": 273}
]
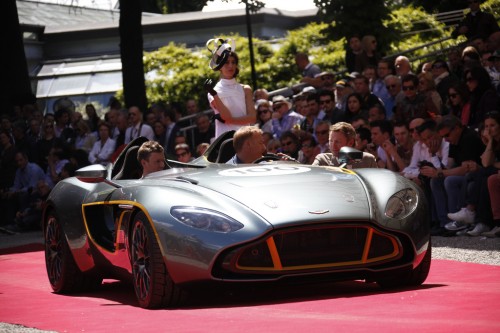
[
  {"left": 44, "top": 211, "right": 102, "bottom": 293},
  {"left": 376, "top": 239, "right": 432, "bottom": 288},
  {"left": 130, "top": 212, "right": 183, "bottom": 308}
]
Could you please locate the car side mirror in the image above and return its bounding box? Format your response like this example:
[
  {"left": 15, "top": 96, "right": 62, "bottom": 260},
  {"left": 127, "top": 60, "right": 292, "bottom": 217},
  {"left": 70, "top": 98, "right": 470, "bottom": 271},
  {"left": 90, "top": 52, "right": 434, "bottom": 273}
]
[
  {"left": 76, "top": 164, "right": 108, "bottom": 183},
  {"left": 338, "top": 147, "right": 363, "bottom": 167},
  {"left": 75, "top": 165, "right": 121, "bottom": 188}
]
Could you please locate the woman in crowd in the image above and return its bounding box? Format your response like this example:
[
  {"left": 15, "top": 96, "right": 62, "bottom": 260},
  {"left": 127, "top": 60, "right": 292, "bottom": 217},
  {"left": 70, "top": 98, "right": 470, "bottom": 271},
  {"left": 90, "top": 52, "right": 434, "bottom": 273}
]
[
  {"left": 446, "top": 82, "right": 471, "bottom": 126},
  {"left": 73, "top": 119, "right": 96, "bottom": 153},
  {"left": 344, "top": 93, "right": 368, "bottom": 124},
  {"left": 205, "top": 39, "right": 256, "bottom": 139},
  {"left": 418, "top": 71, "right": 442, "bottom": 112},
  {"left": 85, "top": 104, "right": 100, "bottom": 133},
  {"left": 465, "top": 66, "right": 499, "bottom": 128},
  {"left": 88, "top": 122, "right": 116, "bottom": 166},
  {"left": 255, "top": 99, "right": 273, "bottom": 135},
  {"left": 153, "top": 120, "right": 166, "bottom": 147}
]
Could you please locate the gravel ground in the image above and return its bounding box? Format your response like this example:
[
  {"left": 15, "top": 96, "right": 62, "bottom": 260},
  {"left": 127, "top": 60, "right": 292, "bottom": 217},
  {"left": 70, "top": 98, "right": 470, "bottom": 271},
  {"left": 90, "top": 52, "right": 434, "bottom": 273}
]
[
  {"left": 1, "top": 231, "right": 499, "bottom": 332},
  {"left": 432, "top": 235, "right": 500, "bottom": 265}
]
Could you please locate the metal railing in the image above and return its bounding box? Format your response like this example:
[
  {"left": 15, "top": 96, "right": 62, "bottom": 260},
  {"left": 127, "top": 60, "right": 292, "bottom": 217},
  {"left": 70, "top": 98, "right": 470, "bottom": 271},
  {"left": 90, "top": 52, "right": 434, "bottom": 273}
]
[{"left": 177, "top": 108, "right": 214, "bottom": 149}]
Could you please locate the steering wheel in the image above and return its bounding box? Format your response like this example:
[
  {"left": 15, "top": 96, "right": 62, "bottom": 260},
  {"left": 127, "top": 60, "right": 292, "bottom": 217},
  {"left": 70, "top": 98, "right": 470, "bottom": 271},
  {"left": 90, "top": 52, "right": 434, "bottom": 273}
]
[
  {"left": 252, "top": 153, "right": 301, "bottom": 164},
  {"left": 253, "top": 153, "right": 282, "bottom": 164}
]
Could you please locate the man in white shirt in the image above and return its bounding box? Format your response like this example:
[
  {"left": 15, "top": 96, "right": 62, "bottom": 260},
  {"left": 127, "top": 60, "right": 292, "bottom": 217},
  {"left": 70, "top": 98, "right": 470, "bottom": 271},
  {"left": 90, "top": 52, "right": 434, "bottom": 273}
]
[
  {"left": 125, "top": 106, "right": 154, "bottom": 144},
  {"left": 402, "top": 118, "right": 449, "bottom": 181}
]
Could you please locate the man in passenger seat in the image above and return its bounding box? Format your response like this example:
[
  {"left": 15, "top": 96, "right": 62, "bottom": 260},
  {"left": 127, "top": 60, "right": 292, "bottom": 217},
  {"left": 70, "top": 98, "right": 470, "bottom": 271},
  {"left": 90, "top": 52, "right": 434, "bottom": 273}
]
[{"left": 138, "top": 141, "right": 166, "bottom": 178}]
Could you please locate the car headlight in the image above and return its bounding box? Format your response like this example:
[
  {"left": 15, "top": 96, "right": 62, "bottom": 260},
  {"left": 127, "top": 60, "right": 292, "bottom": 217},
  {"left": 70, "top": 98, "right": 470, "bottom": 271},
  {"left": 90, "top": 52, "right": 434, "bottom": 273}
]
[
  {"left": 385, "top": 188, "right": 418, "bottom": 219},
  {"left": 171, "top": 206, "right": 244, "bottom": 233}
]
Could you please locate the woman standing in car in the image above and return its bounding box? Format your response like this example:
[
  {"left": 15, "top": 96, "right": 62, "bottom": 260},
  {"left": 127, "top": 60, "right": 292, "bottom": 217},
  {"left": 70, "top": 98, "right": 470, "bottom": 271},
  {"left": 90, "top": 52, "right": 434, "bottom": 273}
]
[{"left": 204, "top": 39, "right": 256, "bottom": 139}]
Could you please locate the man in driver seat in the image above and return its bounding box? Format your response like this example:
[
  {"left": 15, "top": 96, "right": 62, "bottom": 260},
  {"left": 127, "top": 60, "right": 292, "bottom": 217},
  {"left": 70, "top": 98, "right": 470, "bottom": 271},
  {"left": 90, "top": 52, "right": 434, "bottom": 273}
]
[
  {"left": 138, "top": 141, "right": 166, "bottom": 177},
  {"left": 226, "top": 126, "right": 267, "bottom": 164}
]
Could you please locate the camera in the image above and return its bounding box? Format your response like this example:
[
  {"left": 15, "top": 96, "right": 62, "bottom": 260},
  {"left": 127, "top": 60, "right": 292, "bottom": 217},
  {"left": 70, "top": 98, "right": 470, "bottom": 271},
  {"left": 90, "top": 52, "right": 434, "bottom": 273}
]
[
  {"left": 418, "top": 160, "right": 435, "bottom": 169},
  {"left": 418, "top": 160, "right": 435, "bottom": 183}
]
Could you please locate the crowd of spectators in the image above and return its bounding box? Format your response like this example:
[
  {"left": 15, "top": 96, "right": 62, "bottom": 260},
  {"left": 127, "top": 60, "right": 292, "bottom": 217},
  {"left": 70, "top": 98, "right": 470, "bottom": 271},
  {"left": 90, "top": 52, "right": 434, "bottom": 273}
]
[
  {"left": 0, "top": 98, "right": 214, "bottom": 233},
  {"left": 1, "top": 1, "right": 499, "bottom": 238}
]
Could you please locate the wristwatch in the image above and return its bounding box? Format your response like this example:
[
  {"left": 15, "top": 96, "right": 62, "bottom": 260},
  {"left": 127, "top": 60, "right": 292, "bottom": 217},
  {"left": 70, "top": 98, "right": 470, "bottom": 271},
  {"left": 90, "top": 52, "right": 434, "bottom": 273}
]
[{"left": 437, "top": 170, "right": 444, "bottom": 178}]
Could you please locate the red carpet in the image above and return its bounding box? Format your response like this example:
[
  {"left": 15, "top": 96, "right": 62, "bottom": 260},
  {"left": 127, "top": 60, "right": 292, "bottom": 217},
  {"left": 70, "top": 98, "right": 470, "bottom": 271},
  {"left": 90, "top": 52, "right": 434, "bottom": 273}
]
[{"left": 1, "top": 249, "right": 499, "bottom": 333}]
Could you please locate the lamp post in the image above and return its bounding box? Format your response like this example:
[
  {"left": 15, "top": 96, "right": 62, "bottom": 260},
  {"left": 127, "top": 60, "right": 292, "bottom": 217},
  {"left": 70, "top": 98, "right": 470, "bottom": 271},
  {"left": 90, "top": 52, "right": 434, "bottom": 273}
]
[{"left": 244, "top": 0, "right": 257, "bottom": 90}]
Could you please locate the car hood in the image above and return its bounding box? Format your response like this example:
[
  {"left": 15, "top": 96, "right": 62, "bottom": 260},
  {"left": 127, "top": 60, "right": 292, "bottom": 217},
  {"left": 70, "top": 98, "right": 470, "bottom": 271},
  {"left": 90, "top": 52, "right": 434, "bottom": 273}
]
[{"left": 154, "top": 164, "right": 371, "bottom": 227}]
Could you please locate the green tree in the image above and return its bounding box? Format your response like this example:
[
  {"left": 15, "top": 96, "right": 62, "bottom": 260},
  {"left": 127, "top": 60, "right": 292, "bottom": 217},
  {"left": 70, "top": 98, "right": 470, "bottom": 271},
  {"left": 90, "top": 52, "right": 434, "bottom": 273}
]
[
  {"left": 264, "top": 22, "right": 345, "bottom": 88},
  {"left": 163, "top": 0, "right": 208, "bottom": 13},
  {"left": 313, "top": 0, "right": 395, "bottom": 53},
  {"left": 384, "top": 5, "right": 459, "bottom": 68}
]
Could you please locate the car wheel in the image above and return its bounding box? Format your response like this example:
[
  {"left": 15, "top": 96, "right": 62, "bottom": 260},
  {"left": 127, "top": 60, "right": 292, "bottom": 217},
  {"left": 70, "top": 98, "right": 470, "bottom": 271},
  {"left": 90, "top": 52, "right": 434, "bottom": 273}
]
[
  {"left": 376, "top": 239, "right": 432, "bottom": 288},
  {"left": 45, "top": 211, "right": 102, "bottom": 293},
  {"left": 130, "top": 212, "right": 183, "bottom": 308}
]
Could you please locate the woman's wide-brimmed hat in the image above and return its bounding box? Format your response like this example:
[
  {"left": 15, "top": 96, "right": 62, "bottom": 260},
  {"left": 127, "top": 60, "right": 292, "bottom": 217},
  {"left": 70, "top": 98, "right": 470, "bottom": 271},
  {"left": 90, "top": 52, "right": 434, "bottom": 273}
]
[{"left": 206, "top": 38, "right": 236, "bottom": 71}]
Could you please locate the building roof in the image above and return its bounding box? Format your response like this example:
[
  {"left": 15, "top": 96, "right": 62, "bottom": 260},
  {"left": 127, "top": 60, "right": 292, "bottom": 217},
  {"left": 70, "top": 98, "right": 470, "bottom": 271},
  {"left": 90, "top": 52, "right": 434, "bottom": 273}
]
[
  {"left": 17, "top": 0, "right": 158, "bottom": 30},
  {"left": 18, "top": 0, "right": 317, "bottom": 34}
]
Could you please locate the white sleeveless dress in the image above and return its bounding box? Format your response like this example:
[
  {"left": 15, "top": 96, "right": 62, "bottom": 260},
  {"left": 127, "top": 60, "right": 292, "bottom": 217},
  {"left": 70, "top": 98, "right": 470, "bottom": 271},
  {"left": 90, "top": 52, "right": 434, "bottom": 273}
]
[{"left": 208, "top": 78, "right": 249, "bottom": 139}]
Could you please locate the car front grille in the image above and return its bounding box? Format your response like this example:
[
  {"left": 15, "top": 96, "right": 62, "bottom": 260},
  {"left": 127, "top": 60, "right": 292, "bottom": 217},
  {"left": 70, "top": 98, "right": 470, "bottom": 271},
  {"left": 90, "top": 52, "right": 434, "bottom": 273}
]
[{"left": 221, "top": 224, "right": 402, "bottom": 274}]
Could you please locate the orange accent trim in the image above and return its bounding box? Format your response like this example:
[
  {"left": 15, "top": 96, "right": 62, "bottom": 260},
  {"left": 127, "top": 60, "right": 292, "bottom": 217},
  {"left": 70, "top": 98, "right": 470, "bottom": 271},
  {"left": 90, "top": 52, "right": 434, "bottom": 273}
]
[
  {"left": 266, "top": 237, "right": 283, "bottom": 270},
  {"left": 236, "top": 226, "right": 401, "bottom": 272},
  {"left": 362, "top": 228, "right": 374, "bottom": 263},
  {"left": 81, "top": 200, "right": 161, "bottom": 255}
]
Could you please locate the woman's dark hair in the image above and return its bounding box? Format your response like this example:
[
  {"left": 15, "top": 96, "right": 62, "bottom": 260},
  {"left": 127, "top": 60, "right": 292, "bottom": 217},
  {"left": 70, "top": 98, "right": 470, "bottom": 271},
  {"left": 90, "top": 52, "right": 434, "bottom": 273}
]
[
  {"left": 465, "top": 66, "right": 495, "bottom": 126},
  {"left": 97, "top": 121, "right": 112, "bottom": 134},
  {"left": 484, "top": 111, "right": 500, "bottom": 151},
  {"left": 225, "top": 51, "right": 240, "bottom": 78},
  {"left": 85, "top": 104, "right": 97, "bottom": 113},
  {"left": 484, "top": 110, "right": 500, "bottom": 126},
  {"left": 0, "top": 129, "right": 13, "bottom": 145},
  {"left": 465, "top": 66, "right": 493, "bottom": 94},
  {"left": 346, "top": 93, "right": 366, "bottom": 112},
  {"left": 448, "top": 82, "right": 470, "bottom": 103},
  {"left": 447, "top": 82, "right": 470, "bottom": 121}
]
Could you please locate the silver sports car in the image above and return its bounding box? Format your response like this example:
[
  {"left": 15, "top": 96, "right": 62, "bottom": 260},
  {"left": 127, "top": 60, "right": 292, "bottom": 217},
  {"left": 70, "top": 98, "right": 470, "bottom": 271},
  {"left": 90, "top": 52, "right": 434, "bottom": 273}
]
[{"left": 43, "top": 134, "right": 431, "bottom": 308}]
